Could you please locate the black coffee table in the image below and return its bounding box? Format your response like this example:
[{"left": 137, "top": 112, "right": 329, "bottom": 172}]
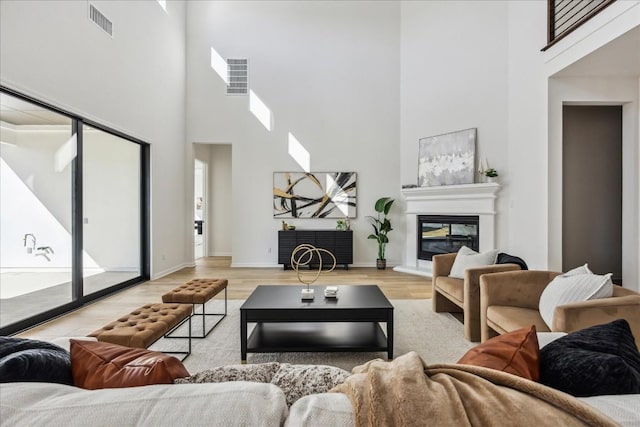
[{"left": 240, "top": 285, "right": 394, "bottom": 362}]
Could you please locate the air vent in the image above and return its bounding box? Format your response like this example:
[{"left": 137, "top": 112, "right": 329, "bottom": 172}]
[
  {"left": 88, "top": 3, "right": 113, "bottom": 37},
  {"left": 227, "top": 59, "right": 248, "bottom": 95}
]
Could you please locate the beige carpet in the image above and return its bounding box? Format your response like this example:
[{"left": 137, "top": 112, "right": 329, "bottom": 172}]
[{"left": 150, "top": 299, "right": 475, "bottom": 374}]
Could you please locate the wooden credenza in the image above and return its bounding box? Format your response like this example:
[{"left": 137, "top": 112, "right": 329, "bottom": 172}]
[{"left": 278, "top": 230, "right": 353, "bottom": 270}]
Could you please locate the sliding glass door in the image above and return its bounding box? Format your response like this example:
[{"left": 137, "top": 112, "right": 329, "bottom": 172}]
[
  {"left": 0, "top": 88, "right": 149, "bottom": 334},
  {"left": 0, "top": 93, "right": 74, "bottom": 328},
  {"left": 83, "top": 125, "right": 141, "bottom": 294}
]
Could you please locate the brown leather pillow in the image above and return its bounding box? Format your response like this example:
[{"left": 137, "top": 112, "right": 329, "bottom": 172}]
[
  {"left": 457, "top": 325, "right": 540, "bottom": 381},
  {"left": 70, "top": 339, "right": 189, "bottom": 389}
]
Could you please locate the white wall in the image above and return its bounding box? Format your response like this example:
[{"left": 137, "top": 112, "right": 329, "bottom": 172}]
[
  {"left": 0, "top": 125, "right": 73, "bottom": 233},
  {"left": 1, "top": 126, "right": 74, "bottom": 268},
  {"left": 548, "top": 77, "right": 639, "bottom": 289},
  {"left": 0, "top": 125, "right": 140, "bottom": 271},
  {"left": 192, "top": 143, "right": 233, "bottom": 257},
  {"left": 84, "top": 129, "right": 141, "bottom": 271},
  {"left": 400, "top": 1, "right": 510, "bottom": 260},
  {"left": 505, "top": 1, "right": 550, "bottom": 269},
  {"left": 186, "top": 1, "right": 401, "bottom": 267},
  {"left": 0, "top": 0, "right": 188, "bottom": 277},
  {"left": 542, "top": 1, "right": 640, "bottom": 291},
  {"left": 210, "top": 144, "right": 232, "bottom": 256},
  {"left": 3, "top": 0, "right": 636, "bottom": 285},
  {"left": 505, "top": 1, "right": 640, "bottom": 290}
]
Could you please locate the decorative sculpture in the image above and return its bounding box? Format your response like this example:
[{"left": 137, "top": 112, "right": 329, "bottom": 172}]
[{"left": 290, "top": 244, "right": 337, "bottom": 300}]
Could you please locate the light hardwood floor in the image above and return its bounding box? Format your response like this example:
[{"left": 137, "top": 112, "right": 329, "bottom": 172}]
[{"left": 18, "top": 257, "right": 432, "bottom": 341}]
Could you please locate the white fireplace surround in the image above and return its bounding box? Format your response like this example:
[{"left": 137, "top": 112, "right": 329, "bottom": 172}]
[{"left": 394, "top": 183, "right": 500, "bottom": 278}]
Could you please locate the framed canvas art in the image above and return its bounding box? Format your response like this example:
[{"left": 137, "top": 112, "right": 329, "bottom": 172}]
[
  {"left": 418, "top": 128, "right": 476, "bottom": 187},
  {"left": 273, "top": 172, "right": 357, "bottom": 218}
]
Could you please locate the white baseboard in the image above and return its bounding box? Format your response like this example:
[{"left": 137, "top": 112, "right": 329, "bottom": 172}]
[
  {"left": 210, "top": 252, "right": 232, "bottom": 257},
  {"left": 230, "top": 262, "right": 282, "bottom": 268},
  {"left": 228, "top": 261, "right": 403, "bottom": 269},
  {"left": 393, "top": 265, "right": 432, "bottom": 278},
  {"left": 152, "top": 262, "right": 194, "bottom": 280},
  {"left": 349, "top": 262, "right": 376, "bottom": 268}
]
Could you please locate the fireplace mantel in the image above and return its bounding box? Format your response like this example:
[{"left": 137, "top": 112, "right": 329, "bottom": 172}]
[{"left": 394, "top": 183, "right": 501, "bottom": 277}]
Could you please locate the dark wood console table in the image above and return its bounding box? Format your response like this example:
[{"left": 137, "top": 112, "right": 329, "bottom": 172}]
[{"left": 278, "top": 230, "right": 353, "bottom": 270}]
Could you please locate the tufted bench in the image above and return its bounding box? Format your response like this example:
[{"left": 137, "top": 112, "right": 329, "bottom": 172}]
[
  {"left": 162, "top": 278, "right": 228, "bottom": 338},
  {"left": 88, "top": 303, "right": 193, "bottom": 359}
]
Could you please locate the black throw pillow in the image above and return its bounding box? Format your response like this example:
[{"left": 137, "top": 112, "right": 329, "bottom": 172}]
[
  {"left": 539, "top": 319, "right": 640, "bottom": 396},
  {"left": 496, "top": 252, "right": 528, "bottom": 270},
  {"left": 0, "top": 337, "right": 73, "bottom": 385}
]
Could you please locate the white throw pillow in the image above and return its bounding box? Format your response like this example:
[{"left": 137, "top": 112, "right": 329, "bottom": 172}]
[
  {"left": 448, "top": 246, "right": 499, "bottom": 279},
  {"left": 536, "top": 332, "right": 567, "bottom": 349},
  {"left": 539, "top": 272, "right": 613, "bottom": 329},
  {"left": 563, "top": 263, "right": 593, "bottom": 277}
]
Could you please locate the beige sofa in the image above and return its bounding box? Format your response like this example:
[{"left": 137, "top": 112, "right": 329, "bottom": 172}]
[
  {"left": 2, "top": 379, "right": 639, "bottom": 426},
  {"left": 431, "top": 253, "right": 520, "bottom": 342},
  {"left": 479, "top": 270, "right": 640, "bottom": 346}
]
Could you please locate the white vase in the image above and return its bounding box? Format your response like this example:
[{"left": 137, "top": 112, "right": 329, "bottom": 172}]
[{"left": 487, "top": 176, "right": 497, "bottom": 183}]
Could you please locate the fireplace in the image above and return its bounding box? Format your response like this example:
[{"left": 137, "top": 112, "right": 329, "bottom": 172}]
[
  {"left": 394, "top": 183, "right": 500, "bottom": 277},
  {"left": 418, "top": 215, "right": 479, "bottom": 261}
]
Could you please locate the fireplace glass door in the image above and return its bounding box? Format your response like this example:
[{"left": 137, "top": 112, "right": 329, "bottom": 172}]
[{"left": 418, "top": 215, "right": 479, "bottom": 260}]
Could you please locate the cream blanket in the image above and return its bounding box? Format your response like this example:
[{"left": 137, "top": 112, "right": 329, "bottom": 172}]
[{"left": 332, "top": 352, "right": 617, "bottom": 427}]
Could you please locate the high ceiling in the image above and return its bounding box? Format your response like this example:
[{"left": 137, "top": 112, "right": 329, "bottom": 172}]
[
  {"left": 0, "top": 93, "right": 71, "bottom": 126},
  {"left": 554, "top": 25, "right": 640, "bottom": 77}
]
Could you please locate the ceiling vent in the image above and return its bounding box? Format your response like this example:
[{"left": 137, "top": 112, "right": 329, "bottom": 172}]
[
  {"left": 227, "top": 59, "right": 248, "bottom": 95},
  {"left": 88, "top": 3, "right": 113, "bottom": 37}
]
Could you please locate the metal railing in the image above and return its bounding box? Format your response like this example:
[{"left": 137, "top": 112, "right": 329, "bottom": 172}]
[{"left": 543, "top": 0, "right": 616, "bottom": 50}]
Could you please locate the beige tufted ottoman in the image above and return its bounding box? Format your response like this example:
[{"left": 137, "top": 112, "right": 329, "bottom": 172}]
[
  {"left": 162, "top": 278, "right": 228, "bottom": 338},
  {"left": 89, "top": 303, "right": 193, "bottom": 359}
]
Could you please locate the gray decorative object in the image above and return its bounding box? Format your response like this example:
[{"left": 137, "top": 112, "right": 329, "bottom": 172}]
[
  {"left": 273, "top": 172, "right": 357, "bottom": 218},
  {"left": 418, "top": 128, "right": 476, "bottom": 187}
]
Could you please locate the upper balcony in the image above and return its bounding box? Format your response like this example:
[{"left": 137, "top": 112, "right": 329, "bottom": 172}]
[{"left": 543, "top": 0, "right": 617, "bottom": 51}]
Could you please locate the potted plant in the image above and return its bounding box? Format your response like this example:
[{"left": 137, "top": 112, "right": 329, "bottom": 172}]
[
  {"left": 367, "top": 197, "right": 394, "bottom": 269},
  {"left": 485, "top": 168, "right": 498, "bottom": 183}
]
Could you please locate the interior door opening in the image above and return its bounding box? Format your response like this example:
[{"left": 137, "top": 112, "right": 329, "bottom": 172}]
[
  {"left": 562, "top": 105, "right": 622, "bottom": 283},
  {"left": 194, "top": 158, "right": 207, "bottom": 260}
]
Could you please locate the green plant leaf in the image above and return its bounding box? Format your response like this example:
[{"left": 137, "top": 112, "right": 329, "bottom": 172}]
[
  {"left": 383, "top": 198, "right": 395, "bottom": 215},
  {"left": 370, "top": 223, "right": 379, "bottom": 235},
  {"left": 374, "top": 197, "right": 391, "bottom": 213}
]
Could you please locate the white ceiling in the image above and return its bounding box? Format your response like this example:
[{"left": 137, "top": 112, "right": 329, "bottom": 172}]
[
  {"left": 554, "top": 25, "right": 640, "bottom": 77},
  {"left": 0, "top": 93, "right": 71, "bottom": 126}
]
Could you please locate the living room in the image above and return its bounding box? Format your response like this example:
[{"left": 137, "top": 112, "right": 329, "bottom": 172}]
[
  {"left": 1, "top": 0, "right": 639, "bottom": 282},
  {"left": 1, "top": 0, "right": 639, "bottom": 425}
]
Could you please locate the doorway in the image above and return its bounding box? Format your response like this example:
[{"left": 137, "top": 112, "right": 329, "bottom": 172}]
[
  {"left": 562, "top": 105, "right": 622, "bottom": 282},
  {"left": 194, "top": 159, "right": 207, "bottom": 260}
]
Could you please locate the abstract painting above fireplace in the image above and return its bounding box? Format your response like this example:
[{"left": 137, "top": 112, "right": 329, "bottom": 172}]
[
  {"left": 418, "top": 215, "right": 479, "bottom": 261},
  {"left": 417, "top": 128, "right": 476, "bottom": 187}
]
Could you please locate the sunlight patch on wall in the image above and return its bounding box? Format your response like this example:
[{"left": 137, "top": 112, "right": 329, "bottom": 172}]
[
  {"left": 326, "top": 174, "right": 350, "bottom": 216},
  {"left": 210, "top": 47, "right": 229, "bottom": 85},
  {"left": 54, "top": 134, "right": 77, "bottom": 173},
  {"left": 249, "top": 90, "right": 272, "bottom": 131},
  {"left": 288, "top": 133, "right": 310, "bottom": 173},
  {"left": 156, "top": 0, "right": 167, "bottom": 12},
  {"left": 0, "top": 157, "right": 100, "bottom": 270}
]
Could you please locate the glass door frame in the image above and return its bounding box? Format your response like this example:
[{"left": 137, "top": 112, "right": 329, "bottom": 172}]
[{"left": 0, "top": 85, "right": 150, "bottom": 335}]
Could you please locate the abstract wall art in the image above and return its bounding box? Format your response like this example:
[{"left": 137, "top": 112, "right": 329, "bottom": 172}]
[
  {"left": 273, "top": 172, "right": 357, "bottom": 218},
  {"left": 417, "top": 128, "right": 476, "bottom": 187}
]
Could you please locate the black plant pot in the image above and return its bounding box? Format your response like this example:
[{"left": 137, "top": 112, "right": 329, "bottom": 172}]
[{"left": 376, "top": 259, "right": 386, "bottom": 270}]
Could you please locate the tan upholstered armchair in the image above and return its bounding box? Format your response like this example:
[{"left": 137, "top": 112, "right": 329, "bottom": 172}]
[
  {"left": 479, "top": 270, "right": 640, "bottom": 346},
  {"left": 431, "top": 253, "right": 521, "bottom": 342}
]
